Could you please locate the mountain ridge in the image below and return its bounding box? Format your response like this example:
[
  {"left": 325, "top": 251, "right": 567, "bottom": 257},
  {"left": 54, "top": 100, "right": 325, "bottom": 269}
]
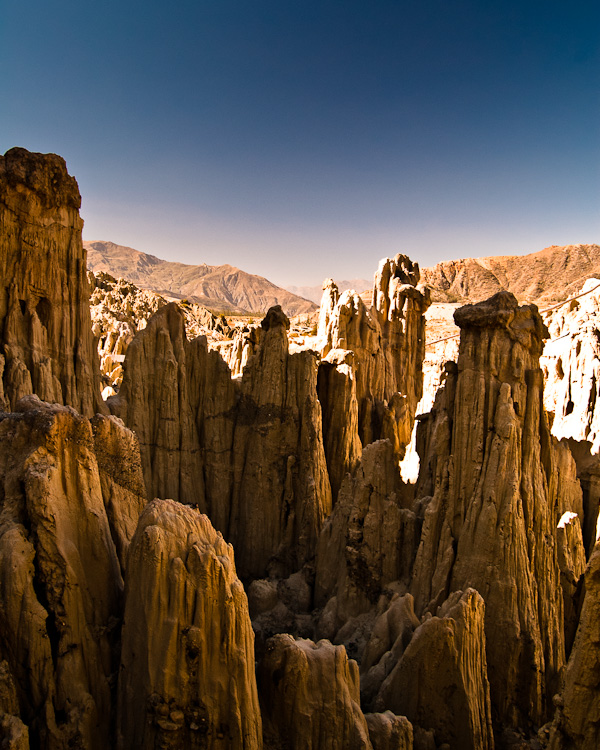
[
  {"left": 421, "top": 243, "right": 600, "bottom": 305},
  {"left": 84, "top": 240, "right": 318, "bottom": 316}
]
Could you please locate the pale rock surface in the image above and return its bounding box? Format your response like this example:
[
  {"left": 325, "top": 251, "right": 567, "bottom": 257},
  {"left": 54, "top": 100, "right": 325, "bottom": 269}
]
[
  {"left": 317, "top": 256, "right": 430, "bottom": 465},
  {"left": 0, "top": 396, "right": 128, "bottom": 749},
  {"left": 117, "top": 498, "right": 262, "bottom": 749},
  {"left": 89, "top": 270, "right": 231, "bottom": 390},
  {"left": 548, "top": 541, "right": 600, "bottom": 750},
  {"left": 258, "top": 634, "right": 372, "bottom": 750},
  {"left": 89, "top": 413, "right": 147, "bottom": 572},
  {"left": 375, "top": 589, "right": 494, "bottom": 750},
  {"left": 542, "top": 278, "right": 600, "bottom": 452},
  {"left": 0, "top": 148, "right": 105, "bottom": 414},
  {"left": 410, "top": 292, "right": 572, "bottom": 730}
]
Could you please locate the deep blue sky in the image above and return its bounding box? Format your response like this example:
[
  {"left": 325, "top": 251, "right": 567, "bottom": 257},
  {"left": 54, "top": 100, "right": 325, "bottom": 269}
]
[{"left": 2, "top": 1, "right": 599, "bottom": 286}]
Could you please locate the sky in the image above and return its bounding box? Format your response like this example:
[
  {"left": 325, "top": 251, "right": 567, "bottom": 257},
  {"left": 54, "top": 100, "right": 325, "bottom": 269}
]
[{"left": 1, "top": 0, "right": 599, "bottom": 287}]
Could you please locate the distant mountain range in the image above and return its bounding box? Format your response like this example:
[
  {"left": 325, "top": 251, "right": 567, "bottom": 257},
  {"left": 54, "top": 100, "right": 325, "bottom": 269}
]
[
  {"left": 421, "top": 244, "right": 600, "bottom": 305},
  {"left": 84, "top": 241, "right": 317, "bottom": 316}
]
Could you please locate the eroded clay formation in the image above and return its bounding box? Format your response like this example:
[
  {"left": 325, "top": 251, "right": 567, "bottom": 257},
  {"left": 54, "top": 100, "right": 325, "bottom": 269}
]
[{"left": 0, "top": 146, "right": 599, "bottom": 750}]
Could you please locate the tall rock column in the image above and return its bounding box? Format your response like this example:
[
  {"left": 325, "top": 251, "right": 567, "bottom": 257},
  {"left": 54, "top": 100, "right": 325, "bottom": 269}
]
[
  {"left": 317, "top": 255, "right": 430, "bottom": 471},
  {"left": 0, "top": 148, "right": 105, "bottom": 415},
  {"left": 117, "top": 499, "right": 262, "bottom": 750},
  {"left": 410, "top": 292, "right": 575, "bottom": 730}
]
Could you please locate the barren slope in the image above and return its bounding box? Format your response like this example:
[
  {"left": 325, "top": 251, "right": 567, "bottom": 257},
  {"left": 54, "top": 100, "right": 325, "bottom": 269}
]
[
  {"left": 422, "top": 244, "right": 600, "bottom": 304},
  {"left": 85, "top": 240, "right": 317, "bottom": 316}
]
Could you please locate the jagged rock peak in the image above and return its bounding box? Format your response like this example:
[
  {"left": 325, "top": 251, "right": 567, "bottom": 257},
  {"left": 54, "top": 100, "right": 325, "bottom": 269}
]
[
  {"left": 0, "top": 147, "right": 105, "bottom": 415},
  {"left": 259, "top": 634, "right": 373, "bottom": 750},
  {"left": 372, "top": 254, "right": 421, "bottom": 311}
]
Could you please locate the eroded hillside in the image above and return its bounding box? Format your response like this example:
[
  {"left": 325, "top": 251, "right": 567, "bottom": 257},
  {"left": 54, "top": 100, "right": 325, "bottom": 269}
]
[{"left": 0, "top": 147, "right": 598, "bottom": 750}]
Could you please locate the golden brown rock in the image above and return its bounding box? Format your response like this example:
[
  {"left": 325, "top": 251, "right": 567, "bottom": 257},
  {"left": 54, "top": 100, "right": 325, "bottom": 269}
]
[
  {"left": 410, "top": 292, "right": 571, "bottom": 730},
  {"left": 0, "top": 396, "right": 128, "bottom": 749},
  {"left": 0, "top": 148, "right": 104, "bottom": 415},
  {"left": 375, "top": 589, "right": 493, "bottom": 750},
  {"left": 318, "top": 256, "right": 430, "bottom": 464},
  {"left": 315, "top": 440, "right": 417, "bottom": 630},
  {"left": 365, "top": 712, "right": 413, "bottom": 750},
  {"left": 117, "top": 498, "right": 262, "bottom": 750},
  {"left": 113, "top": 303, "right": 332, "bottom": 579},
  {"left": 259, "top": 634, "right": 372, "bottom": 750}
]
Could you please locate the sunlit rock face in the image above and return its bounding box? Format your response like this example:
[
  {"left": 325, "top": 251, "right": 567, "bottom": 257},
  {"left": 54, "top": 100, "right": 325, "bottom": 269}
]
[
  {"left": 409, "top": 292, "right": 583, "bottom": 730},
  {"left": 117, "top": 499, "right": 262, "bottom": 750},
  {"left": 542, "top": 278, "right": 600, "bottom": 450},
  {"left": 0, "top": 148, "right": 105, "bottom": 415},
  {"left": 0, "top": 396, "right": 145, "bottom": 750},
  {"left": 317, "top": 255, "right": 430, "bottom": 471},
  {"left": 112, "top": 302, "right": 332, "bottom": 580}
]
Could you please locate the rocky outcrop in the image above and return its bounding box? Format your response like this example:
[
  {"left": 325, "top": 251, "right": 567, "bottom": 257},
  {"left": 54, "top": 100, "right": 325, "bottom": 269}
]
[
  {"left": 89, "top": 271, "right": 229, "bottom": 393},
  {"left": 227, "top": 306, "right": 332, "bottom": 578},
  {"left": 0, "top": 148, "right": 104, "bottom": 415},
  {"left": 317, "top": 255, "right": 430, "bottom": 470},
  {"left": 0, "top": 396, "right": 142, "bottom": 749},
  {"left": 258, "top": 634, "right": 372, "bottom": 750},
  {"left": 117, "top": 499, "right": 262, "bottom": 749},
  {"left": 0, "top": 661, "right": 30, "bottom": 750},
  {"left": 375, "top": 589, "right": 493, "bottom": 750},
  {"left": 113, "top": 303, "right": 332, "bottom": 579},
  {"left": 409, "top": 292, "right": 582, "bottom": 730}
]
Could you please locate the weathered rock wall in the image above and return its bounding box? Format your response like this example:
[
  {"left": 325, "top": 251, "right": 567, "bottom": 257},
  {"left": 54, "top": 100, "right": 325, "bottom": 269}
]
[
  {"left": 0, "top": 396, "right": 144, "bottom": 749},
  {"left": 112, "top": 303, "right": 332, "bottom": 579},
  {"left": 317, "top": 255, "right": 430, "bottom": 469},
  {"left": 409, "top": 292, "right": 581, "bottom": 730},
  {"left": 0, "top": 148, "right": 104, "bottom": 415}
]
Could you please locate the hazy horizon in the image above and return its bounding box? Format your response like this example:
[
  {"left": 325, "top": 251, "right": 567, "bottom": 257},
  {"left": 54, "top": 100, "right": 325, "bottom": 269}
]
[{"left": 2, "top": 1, "right": 598, "bottom": 286}]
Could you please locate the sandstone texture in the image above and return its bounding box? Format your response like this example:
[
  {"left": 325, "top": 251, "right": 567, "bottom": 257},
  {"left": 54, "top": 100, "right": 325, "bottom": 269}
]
[
  {"left": 0, "top": 396, "right": 142, "bottom": 749},
  {"left": 375, "top": 589, "right": 493, "bottom": 750},
  {"left": 259, "top": 634, "right": 372, "bottom": 750},
  {"left": 410, "top": 292, "right": 582, "bottom": 731},
  {"left": 86, "top": 240, "right": 317, "bottom": 316},
  {"left": 117, "top": 499, "right": 262, "bottom": 749},
  {"left": 111, "top": 302, "right": 332, "bottom": 579},
  {"left": 317, "top": 256, "right": 430, "bottom": 473},
  {"left": 90, "top": 270, "right": 232, "bottom": 393},
  {"left": 0, "top": 148, "right": 105, "bottom": 414}
]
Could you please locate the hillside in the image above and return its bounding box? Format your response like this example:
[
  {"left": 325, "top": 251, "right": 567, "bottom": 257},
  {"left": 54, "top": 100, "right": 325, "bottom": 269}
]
[
  {"left": 84, "top": 240, "right": 317, "bottom": 316},
  {"left": 421, "top": 243, "right": 600, "bottom": 305}
]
